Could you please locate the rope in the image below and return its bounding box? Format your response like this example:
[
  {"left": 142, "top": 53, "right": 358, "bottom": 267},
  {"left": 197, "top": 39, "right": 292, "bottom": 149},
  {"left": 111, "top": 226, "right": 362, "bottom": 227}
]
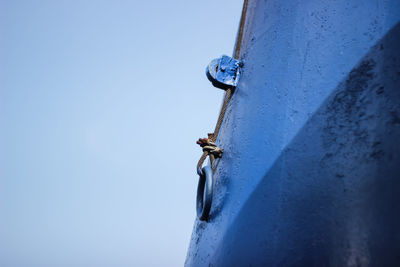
[
  {"left": 196, "top": 0, "right": 249, "bottom": 174},
  {"left": 197, "top": 136, "right": 223, "bottom": 158}
]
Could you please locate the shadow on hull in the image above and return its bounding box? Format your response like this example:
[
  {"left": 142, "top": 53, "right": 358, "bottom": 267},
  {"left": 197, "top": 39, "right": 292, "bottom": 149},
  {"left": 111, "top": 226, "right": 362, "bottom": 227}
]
[{"left": 212, "top": 22, "right": 400, "bottom": 267}]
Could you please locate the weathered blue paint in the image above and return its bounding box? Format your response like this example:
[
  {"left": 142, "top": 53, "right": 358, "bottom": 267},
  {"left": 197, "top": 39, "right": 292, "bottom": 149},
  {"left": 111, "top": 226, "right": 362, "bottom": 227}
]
[
  {"left": 206, "top": 55, "right": 241, "bottom": 89},
  {"left": 186, "top": 0, "right": 400, "bottom": 266}
]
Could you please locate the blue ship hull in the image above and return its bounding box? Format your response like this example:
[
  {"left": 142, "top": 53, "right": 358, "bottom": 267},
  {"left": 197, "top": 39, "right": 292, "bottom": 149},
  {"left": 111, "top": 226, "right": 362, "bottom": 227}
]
[{"left": 186, "top": 0, "right": 400, "bottom": 266}]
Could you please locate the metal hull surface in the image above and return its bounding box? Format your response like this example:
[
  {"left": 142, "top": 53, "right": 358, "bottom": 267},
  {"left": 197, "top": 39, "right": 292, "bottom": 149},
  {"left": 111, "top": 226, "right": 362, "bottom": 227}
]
[{"left": 186, "top": 0, "right": 400, "bottom": 266}]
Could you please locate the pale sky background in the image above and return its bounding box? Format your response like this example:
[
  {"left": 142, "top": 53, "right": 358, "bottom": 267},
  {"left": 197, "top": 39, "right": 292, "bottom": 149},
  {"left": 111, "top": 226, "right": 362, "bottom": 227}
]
[{"left": 0, "top": 1, "right": 242, "bottom": 266}]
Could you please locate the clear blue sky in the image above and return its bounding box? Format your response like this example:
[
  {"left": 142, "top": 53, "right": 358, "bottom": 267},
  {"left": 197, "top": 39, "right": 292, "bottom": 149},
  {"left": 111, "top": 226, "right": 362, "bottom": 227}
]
[{"left": 0, "top": 0, "right": 242, "bottom": 266}]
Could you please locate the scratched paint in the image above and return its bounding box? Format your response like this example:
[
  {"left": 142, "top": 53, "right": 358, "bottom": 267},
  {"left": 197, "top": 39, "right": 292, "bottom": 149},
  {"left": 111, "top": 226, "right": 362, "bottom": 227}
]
[{"left": 186, "top": 0, "right": 400, "bottom": 266}]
